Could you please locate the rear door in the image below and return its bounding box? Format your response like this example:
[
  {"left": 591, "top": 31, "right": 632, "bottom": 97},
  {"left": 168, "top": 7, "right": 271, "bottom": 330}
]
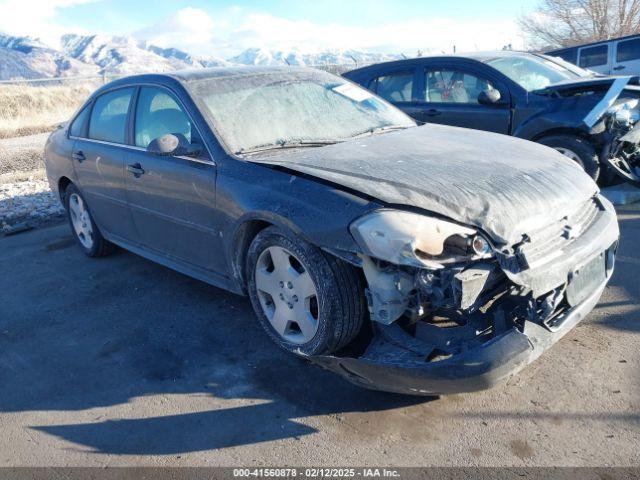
[
  {"left": 415, "top": 63, "right": 511, "bottom": 134},
  {"left": 613, "top": 37, "right": 640, "bottom": 75},
  {"left": 578, "top": 43, "right": 611, "bottom": 74},
  {"left": 71, "top": 87, "right": 138, "bottom": 241},
  {"left": 123, "top": 85, "right": 224, "bottom": 273}
]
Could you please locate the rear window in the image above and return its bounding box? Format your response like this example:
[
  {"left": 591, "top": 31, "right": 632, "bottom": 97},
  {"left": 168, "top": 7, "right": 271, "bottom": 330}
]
[
  {"left": 617, "top": 38, "right": 640, "bottom": 62},
  {"left": 579, "top": 45, "right": 608, "bottom": 68},
  {"left": 88, "top": 88, "right": 134, "bottom": 144}
]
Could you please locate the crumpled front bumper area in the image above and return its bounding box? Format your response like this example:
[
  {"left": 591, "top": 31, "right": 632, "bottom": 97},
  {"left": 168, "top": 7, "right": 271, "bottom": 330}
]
[
  {"left": 310, "top": 197, "right": 619, "bottom": 396},
  {"left": 310, "top": 272, "right": 609, "bottom": 395}
]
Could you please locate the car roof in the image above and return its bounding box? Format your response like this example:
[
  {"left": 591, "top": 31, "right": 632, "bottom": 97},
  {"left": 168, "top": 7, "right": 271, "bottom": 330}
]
[
  {"left": 166, "top": 65, "right": 315, "bottom": 83},
  {"left": 547, "top": 33, "right": 640, "bottom": 54},
  {"left": 91, "top": 66, "right": 324, "bottom": 97},
  {"left": 345, "top": 50, "right": 539, "bottom": 75}
]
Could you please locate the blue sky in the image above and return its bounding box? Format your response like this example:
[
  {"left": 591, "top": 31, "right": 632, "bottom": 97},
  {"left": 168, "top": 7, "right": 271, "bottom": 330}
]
[{"left": 0, "top": 0, "right": 537, "bottom": 58}]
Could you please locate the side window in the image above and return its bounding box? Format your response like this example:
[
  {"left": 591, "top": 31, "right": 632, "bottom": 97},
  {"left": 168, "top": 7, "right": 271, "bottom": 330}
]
[
  {"left": 69, "top": 103, "right": 90, "bottom": 137},
  {"left": 371, "top": 72, "right": 413, "bottom": 102},
  {"left": 135, "top": 87, "right": 192, "bottom": 148},
  {"left": 555, "top": 49, "right": 577, "bottom": 65},
  {"left": 617, "top": 38, "right": 640, "bottom": 62},
  {"left": 579, "top": 44, "right": 608, "bottom": 68},
  {"left": 88, "top": 88, "right": 134, "bottom": 144},
  {"left": 424, "top": 69, "right": 496, "bottom": 104}
]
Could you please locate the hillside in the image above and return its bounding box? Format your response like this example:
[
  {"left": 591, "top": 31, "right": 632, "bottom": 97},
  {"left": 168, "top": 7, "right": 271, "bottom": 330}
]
[{"left": 0, "top": 32, "right": 399, "bottom": 80}]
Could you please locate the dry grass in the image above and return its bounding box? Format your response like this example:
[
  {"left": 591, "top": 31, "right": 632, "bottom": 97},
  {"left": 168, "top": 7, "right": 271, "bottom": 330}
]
[{"left": 0, "top": 83, "right": 96, "bottom": 139}]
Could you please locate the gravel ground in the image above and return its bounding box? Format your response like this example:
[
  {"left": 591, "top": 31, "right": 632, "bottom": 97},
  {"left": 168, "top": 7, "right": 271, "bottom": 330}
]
[
  {"left": 0, "top": 132, "right": 50, "bottom": 175},
  {"left": 0, "top": 133, "right": 64, "bottom": 234},
  {"left": 0, "top": 178, "right": 65, "bottom": 234}
]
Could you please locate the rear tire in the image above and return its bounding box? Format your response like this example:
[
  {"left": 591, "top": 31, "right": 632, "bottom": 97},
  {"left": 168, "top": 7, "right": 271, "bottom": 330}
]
[
  {"left": 246, "top": 226, "right": 366, "bottom": 356},
  {"left": 538, "top": 134, "right": 600, "bottom": 181},
  {"left": 64, "top": 183, "right": 115, "bottom": 257}
]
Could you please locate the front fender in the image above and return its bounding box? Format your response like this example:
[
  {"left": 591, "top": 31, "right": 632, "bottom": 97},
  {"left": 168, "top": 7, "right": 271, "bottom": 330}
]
[{"left": 216, "top": 158, "right": 380, "bottom": 291}]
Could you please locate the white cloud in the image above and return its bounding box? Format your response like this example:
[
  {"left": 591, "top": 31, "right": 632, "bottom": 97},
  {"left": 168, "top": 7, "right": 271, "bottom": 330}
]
[
  {"left": 0, "top": 0, "right": 93, "bottom": 47},
  {"left": 134, "top": 7, "right": 216, "bottom": 52},
  {"left": 2, "top": 2, "right": 523, "bottom": 58},
  {"left": 229, "top": 13, "right": 521, "bottom": 55}
]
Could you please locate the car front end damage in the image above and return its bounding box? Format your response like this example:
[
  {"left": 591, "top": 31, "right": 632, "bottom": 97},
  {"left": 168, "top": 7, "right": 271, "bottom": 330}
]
[
  {"left": 312, "top": 195, "right": 619, "bottom": 395},
  {"left": 543, "top": 75, "right": 640, "bottom": 184}
]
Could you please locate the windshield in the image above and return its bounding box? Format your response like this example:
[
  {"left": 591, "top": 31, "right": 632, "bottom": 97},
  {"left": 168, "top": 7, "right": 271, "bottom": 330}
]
[
  {"left": 185, "top": 70, "right": 415, "bottom": 154},
  {"left": 486, "top": 54, "right": 591, "bottom": 91}
]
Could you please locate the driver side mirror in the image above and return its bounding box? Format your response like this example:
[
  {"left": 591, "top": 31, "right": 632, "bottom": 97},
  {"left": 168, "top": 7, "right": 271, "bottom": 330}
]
[
  {"left": 478, "top": 89, "right": 502, "bottom": 105},
  {"left": 147, "top": 133, "right": 202, "bottom": 158}
]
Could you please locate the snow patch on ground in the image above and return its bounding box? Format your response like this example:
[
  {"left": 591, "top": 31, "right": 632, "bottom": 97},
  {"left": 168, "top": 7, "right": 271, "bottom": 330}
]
[{"left": 0, "top": 179, "right": 64, "bottom": 233}]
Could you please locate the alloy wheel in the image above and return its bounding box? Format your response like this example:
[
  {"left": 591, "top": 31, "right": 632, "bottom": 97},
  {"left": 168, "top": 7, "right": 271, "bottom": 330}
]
[
  {"left": 68, "top": 193, "right": 94, "bottom": 250},
  {"left": 254, "top": 246, "right": 320, "bottom": 344}
]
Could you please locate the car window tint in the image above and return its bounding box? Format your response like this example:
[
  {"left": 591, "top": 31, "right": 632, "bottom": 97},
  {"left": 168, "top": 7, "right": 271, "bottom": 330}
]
[
  {"left": 135, "top": 87, "right": 192, "bottom": 148},
  {"left": 88, "top": 88, "right": 133, "bottom": 144},
  {"left": 70, "top": 103, "right": 90, "bottom": 137},
  {"left": 579, "top": 45, "right": 608, "bottom": 68},
  {"left": 554, "top": 49, "right": 578, "bottom": 65},
  {"left": 617, "top": 38, "right": 640, "bottom": 62},
  {"left": 424, "top": 70, "right": 496, "bottom": 104},
  {"left": 372, "top": 72, "right": 413, "bottom": 102}
]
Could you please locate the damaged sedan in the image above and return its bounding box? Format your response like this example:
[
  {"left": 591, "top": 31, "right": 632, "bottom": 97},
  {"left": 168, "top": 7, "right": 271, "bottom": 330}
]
[
  {"left": 344, "top": 51, "right": 640, "bottom": 185},
  {"left": 44, "top": 67, "right": 619, "bottom": 395}
]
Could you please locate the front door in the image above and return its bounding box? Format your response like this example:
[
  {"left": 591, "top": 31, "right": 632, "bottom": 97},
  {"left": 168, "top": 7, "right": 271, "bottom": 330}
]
[
  {"left": 124, "top": 86, "right": 224, "bottom": 273},
  {"left": 71, "top": 87, "right": 138, "bottom": 241},
  {"left": 416, "top": 68, "right": 511, "bottom": 134}
]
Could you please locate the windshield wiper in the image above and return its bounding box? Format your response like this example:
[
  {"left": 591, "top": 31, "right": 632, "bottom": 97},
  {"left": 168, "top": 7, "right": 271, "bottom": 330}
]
[
  {"left": 351, "top": 124, "right": 412, "bottom": 139},
  {"left": 237, "top": 139, "right": 343, "bottom": 155}
]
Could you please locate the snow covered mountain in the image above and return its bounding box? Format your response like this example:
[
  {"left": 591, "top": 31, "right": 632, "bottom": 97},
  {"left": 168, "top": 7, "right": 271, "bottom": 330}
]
[
  {"left": 229, "top": 47, "right": 401, "bottom": 67},
  {"left": 0, "top": 32, "right": 401, "bottom": 80},
  {"left": 0, "top": 33, "right": 98, "bottom": 80},
  {"left": 145, "top": 45, "right": 230, "bottom": 68}
]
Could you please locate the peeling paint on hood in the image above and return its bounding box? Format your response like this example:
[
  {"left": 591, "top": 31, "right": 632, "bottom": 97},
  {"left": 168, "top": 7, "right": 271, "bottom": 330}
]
[{"left": 250, "top": 124, "right": 598, "bottom": 245}]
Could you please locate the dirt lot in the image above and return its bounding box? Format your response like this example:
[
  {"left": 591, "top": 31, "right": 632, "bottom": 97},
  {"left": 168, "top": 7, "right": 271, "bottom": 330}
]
[{"left": 0, "top": 207, "right": 638, "bottom": 467}]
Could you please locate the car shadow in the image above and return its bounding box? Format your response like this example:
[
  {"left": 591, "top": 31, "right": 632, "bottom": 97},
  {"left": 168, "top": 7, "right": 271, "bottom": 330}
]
[{"left": 0, "top": 229, "right": 429, "bottom": 455}]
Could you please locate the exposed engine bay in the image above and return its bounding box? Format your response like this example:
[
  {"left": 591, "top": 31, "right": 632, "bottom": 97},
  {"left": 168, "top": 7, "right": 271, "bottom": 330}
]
[{"left": 312, "top": 195, "right": 619, "bottom": 394}]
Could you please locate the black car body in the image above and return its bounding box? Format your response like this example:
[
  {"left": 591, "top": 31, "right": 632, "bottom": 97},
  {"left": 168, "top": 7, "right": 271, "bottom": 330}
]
[
  {"left": 44, "top": 67, "right": 619, "bottom": 395},
  {"left": 344, "top": 51, "right": 640, "bottom": 185}
]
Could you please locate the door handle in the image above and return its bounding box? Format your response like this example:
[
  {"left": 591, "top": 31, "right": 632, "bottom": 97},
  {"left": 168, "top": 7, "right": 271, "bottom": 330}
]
[
  {"left": 126, "top": 163, "right": 145, "bottom": 177},
  {"left": 72, "top": 150, "right": 85, "bottom": 162},
  {"left": 425, "top": 109, "right": 442, "bottom": 117},
  {"left": 613, "top": 65, "right": 626, "bottom": 71}
]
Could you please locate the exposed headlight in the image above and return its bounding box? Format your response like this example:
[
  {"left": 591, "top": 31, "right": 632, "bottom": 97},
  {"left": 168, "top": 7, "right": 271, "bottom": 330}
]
[
  {"left": 349, "top": 209, "right": 494, "bottom": 269},
  {"left": 609, "top": 98, "right": 640, "bottom": 125}
]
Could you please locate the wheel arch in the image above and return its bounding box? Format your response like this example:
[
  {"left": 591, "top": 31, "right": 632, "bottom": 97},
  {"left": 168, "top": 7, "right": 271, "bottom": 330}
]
[
  {"left": 57, "top": 176, "right": 73, "bottom": 203},
  {"left": 530, "top": 127, "right": 595, "bottom": 144},
  {"left": 227, "top": 213, "right": 310, "bottom": 294}
]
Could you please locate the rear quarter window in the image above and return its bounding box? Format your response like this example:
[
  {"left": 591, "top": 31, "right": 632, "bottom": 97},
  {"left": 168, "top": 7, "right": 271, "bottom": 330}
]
[
  {"left": 69, "top": 104, "right": 90, "bottom": 137},
  {"left": 617, "top": 38, "right": 640, "bottom": 62}
]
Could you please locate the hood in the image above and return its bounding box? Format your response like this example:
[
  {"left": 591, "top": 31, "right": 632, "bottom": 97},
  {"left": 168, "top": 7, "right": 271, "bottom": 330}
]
[
  {"left": 251, "top": 124, "right": 598, "bottom": 245},
  {"left": 534, "top": 76, "right": 636, "bottom": 128}
]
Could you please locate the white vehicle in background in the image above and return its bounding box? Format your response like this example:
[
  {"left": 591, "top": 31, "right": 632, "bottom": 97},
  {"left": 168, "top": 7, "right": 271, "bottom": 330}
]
[{"left": 547, "top": 34, "right": 640, "bottom": 76}]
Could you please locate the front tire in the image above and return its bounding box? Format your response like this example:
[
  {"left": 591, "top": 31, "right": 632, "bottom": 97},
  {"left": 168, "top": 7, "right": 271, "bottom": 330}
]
[
  {"left": 64, "top": 183, "right": 114, "bottom": 257},
  {"left": 246, "top": 226, "right": 366, "bottom": 356},
  {"left": 537, "top": 134, "right": 600, "bottom": 181}
]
